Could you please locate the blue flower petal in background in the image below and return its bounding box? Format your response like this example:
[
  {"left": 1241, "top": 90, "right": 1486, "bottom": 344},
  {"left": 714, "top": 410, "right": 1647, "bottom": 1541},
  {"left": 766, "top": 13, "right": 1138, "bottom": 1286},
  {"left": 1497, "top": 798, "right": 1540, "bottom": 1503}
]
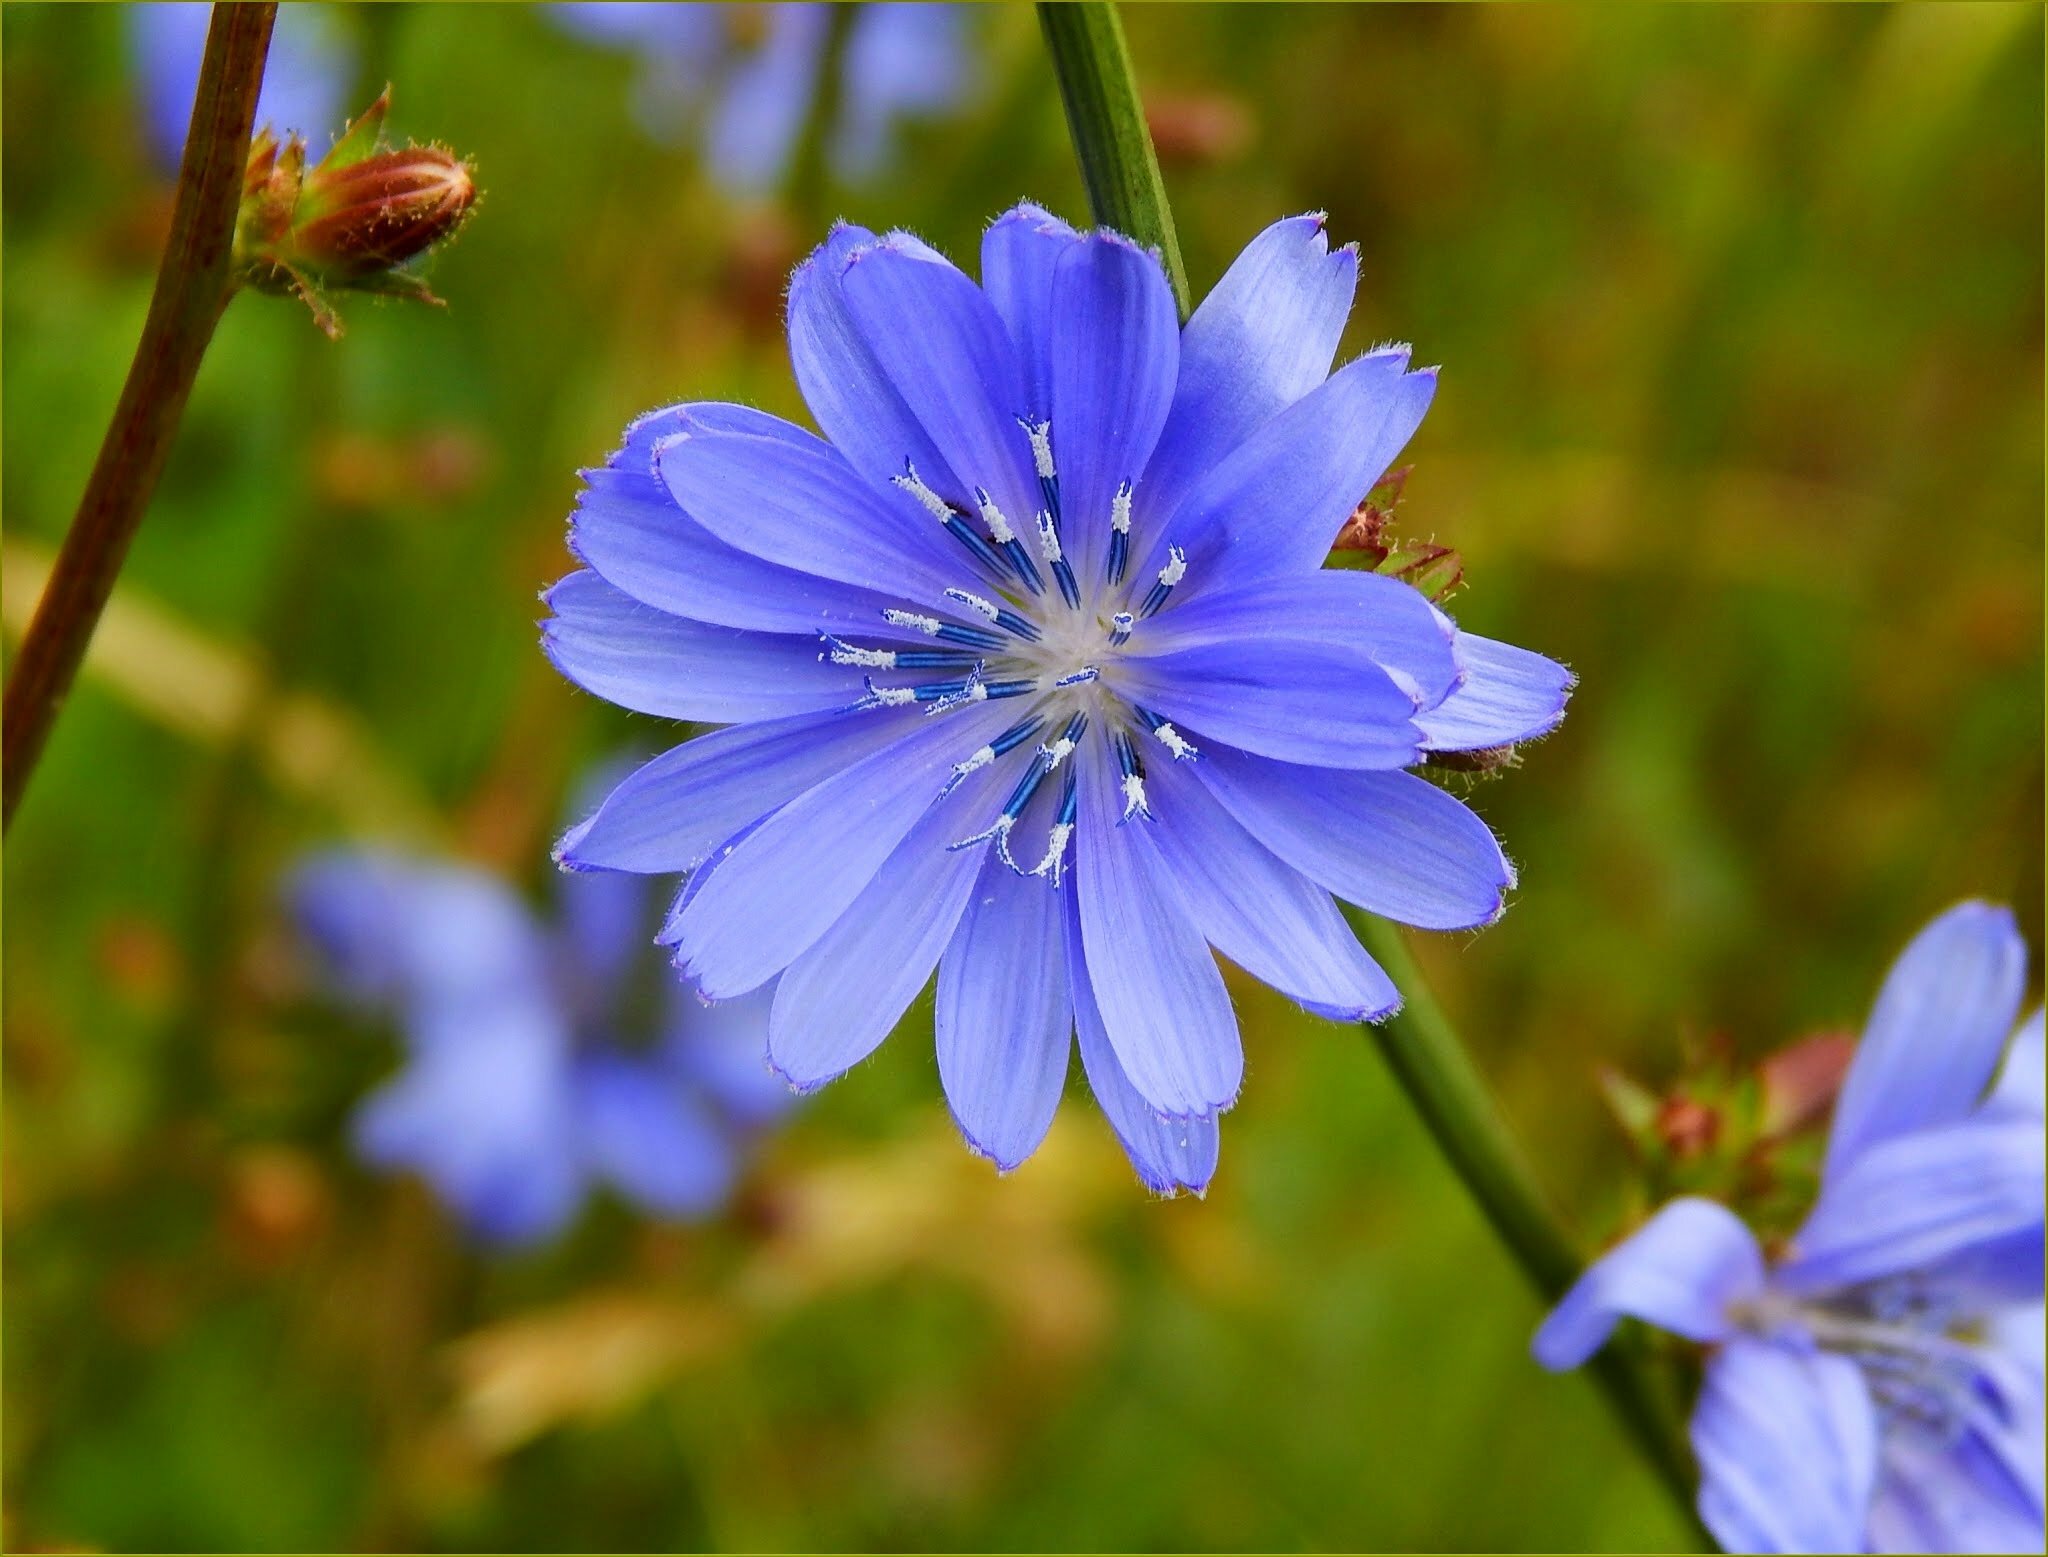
[
  {"left": 551, "top": 2, "right": 974, "bottom": 195},
  {"left": 290, "top": 790, "right": 796, "bottom": 1249},
  {"left": 1535, "top": 901, "right": 2048, "bottom": 1553},
  {"left": 129, "top": 1, "right": 356, "bottom": 171},
  {"left": 548, "top": 205, "right": 1572, "bottom": 1193}
]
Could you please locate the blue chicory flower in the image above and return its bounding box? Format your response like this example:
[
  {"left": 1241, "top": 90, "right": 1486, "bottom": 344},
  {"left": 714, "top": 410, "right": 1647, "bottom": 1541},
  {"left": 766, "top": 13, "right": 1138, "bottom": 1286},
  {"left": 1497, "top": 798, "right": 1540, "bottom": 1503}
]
[
  {"left": 130, "top": 1, "right": 356, "bottom": 172},
  {"left": 1535, "top": 901, "right": 2045, "bottom": 1553},
  {"left": 290, "top": 844, "right": 793, "bottom": 1247},
  {"left": 551, "top": 2, "right": 972, "bottom": 192},
  {"left": 545, "top": 205, "right": 1573, "bottom": 1194}
]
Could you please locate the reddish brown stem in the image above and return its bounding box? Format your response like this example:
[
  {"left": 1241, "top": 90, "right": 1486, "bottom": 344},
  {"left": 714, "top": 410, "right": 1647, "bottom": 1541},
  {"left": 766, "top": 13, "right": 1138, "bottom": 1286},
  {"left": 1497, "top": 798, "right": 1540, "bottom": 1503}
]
[{"left": 2, "top": 3, "right": 276, "bottom": 829}]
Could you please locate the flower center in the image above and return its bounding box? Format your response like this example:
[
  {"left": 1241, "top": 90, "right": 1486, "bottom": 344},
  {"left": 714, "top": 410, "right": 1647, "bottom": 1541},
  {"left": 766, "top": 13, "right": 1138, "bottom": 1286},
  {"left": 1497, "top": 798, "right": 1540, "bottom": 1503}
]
[
  {"left": 1733, "top": 1282, "right": 2007, "bottom": 1448},
  {"left": 818, "top": 418, "right": 1198, "bottom": 885}
]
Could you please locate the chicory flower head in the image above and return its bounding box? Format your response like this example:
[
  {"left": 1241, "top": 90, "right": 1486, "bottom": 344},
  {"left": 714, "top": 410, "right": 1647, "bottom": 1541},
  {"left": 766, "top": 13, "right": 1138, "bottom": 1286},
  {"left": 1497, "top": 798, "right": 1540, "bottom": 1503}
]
[
  {"left": 290, "top": 844, "right": 792, "bottom": 1247},
  {"left": 130, "top": 1, "right": 355, "bottom": 172},
  {"left": 547, "top": 205, "right": 1573, "bottom": 1193},
  {"left": 1535, "top": 901, "right": 2045, "bottom": 1553},
  {"left": 552, "top": 3, "right": 972, "bottom": 193}
]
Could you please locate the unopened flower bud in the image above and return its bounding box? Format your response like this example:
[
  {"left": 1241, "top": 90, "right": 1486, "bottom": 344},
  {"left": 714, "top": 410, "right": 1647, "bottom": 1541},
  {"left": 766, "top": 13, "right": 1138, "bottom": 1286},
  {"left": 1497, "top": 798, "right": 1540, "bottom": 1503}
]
[
  {"left": 233, "top": 88, "right": 476, "bottom": 338},
  {"left": 1654, "top": 1093, "right": 1723, "bottom": 1159}
]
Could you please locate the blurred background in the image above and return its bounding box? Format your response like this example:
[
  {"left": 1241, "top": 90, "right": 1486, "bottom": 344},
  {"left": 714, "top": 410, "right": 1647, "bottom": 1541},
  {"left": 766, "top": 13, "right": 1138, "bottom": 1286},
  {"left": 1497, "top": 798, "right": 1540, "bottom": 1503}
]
[{"left": 3, "top": 3, "right": 2040, "bottom": 1549}]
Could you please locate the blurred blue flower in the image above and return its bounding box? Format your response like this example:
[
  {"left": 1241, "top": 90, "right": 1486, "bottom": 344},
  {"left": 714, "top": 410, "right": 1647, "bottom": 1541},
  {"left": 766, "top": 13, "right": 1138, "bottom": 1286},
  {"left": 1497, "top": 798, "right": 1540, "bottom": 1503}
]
[
  {"left": 546, "top": 205, "right": 1572, "bottom": 1193},
  {"left": 290, "top": 840, "right": 792, "bottom": 1248},
  {"left": 129, "top": 2, "right": 356, "bottom": 172},
  {"left": 551, "top": 3, "right": 973, "bottom": 192},
  {"left": 1536, "top": 901, "right": 2045, "bottom": 1553}
]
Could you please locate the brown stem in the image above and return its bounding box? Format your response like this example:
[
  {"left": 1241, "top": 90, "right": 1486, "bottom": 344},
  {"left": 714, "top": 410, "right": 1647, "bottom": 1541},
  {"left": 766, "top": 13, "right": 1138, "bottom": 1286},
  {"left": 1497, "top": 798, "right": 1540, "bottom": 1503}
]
[{"left": 1, "top": 2, "right": 276, "bottom": 830}]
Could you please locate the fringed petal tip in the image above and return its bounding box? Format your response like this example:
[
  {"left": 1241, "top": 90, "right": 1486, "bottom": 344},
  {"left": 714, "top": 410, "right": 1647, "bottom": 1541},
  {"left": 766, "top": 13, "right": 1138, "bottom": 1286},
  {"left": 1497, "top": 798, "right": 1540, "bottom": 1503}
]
[
  {"left": 764, "top": 1052, "right": 839, "bottom": 1097},
  {"left": 1307, "top": 990, "right": 1404, "bottom": 1026},
  {"left": 985, "top": 199, "right": 1075, "bottom": 237},
  {"left": 947, "top": 1105, "right": 1037, "bottom": 1177}
]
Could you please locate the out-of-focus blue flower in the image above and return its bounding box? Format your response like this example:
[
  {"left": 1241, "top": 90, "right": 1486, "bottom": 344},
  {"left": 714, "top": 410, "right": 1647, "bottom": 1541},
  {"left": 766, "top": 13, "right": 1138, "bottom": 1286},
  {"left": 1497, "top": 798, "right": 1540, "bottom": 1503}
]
[
  {"left": 1536, "top": 902, "right": 2046, "bottom": 1553},
  {"left": 290, "top": 841, "right": 793, "bottom": 1248},
  {"left": 545, "top": 205, "right": 1572, "bottom": 1194},
  {"left": 129, "top": 2, "right": 356, "bottom": 172},
  {"left": 551, "top": 3, "right": 973, "bottom": 192}
]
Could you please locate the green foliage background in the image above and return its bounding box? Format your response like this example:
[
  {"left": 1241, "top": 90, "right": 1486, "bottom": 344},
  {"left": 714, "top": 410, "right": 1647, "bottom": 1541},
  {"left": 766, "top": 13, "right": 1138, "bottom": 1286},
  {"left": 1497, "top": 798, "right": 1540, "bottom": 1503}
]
[{"left": 3, "top": 3, "right": 2040, "bottom": 1550}]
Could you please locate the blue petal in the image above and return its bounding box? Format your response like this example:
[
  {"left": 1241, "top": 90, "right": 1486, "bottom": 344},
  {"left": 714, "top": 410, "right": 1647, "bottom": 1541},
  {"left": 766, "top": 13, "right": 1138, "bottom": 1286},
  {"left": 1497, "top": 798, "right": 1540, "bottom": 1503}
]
[
  {"left": 669, "top": 704, "right": 1010, "bottom": 999},
  {"left": 1067, "top": 895, "right": 1219, "bottom": 1195},
  {"left": 1074, "top": 741, "right": 1241, "bottom": 1119},
  {"left": 1143, "top": 757, "right": 1397, "bottom": 1022},
  {"left": 656, "top": 817, "right": 768, "bottom": 945},
  {"left": 935, "top": 856, "right": 1073, "bottom": 1171},
  {"left": 834, "top": 4, "right": 975, "bottom": 183},
  {"left": 1782, "top": 1117, "right": 2045, "bottom": 1295},
  {"left": 655, "top": 418, "right": 966, "bottom": 607},
  {"left": 1827, "top": 901, "right": 2029, "bottom": 1182},
  {"left": 838, "top": 237, "right": 1043, "bottom": 529},
  {"left": 1140, "top": 568, "right": 1462, "bottom": 713},
  {"left": 1531, "top": 1197, "right": 1764, "bottom": 1369},
  {"left": 1417, "top": 632, "right": 1575, "bottom": 751},
  {"left": 1989, "top": 1008, "right": 2045, "bottom": 1122},
  {"left": 543, "top": 570, "right": 865, "bottom": 721},
  {"left": 570, "top": 408, "right": 908, "bottom": 636},
  {"left": 1143, "top": 213, "right": 1358, "bottom": 526},
  {"left": 1869, "top": 1424, "right": 2047, "bottom": 1555},
  {"left": 765, "top": 763, "right": 1001, "bottom": 1089},
  {"left": 289, "top": 852, "right": 553, "bottom": 1025},
  {"left": 1193, "top": 746, "right": 1513, "bottom": 931},
  {"left": 558, "top": 705, "right": 919, "bottom": 873},
  {"left": 1047, "top": 230, "right": 1180, "bottom": 580},
  {"left": 788, "top": 221, "right": 966, "bottom": 499},
  {"left": 661, "top": 981, "right": 792, "bottom": 1128},
  {"left": 980, "top": 202, "right": 1079, "bottom": 414},
  {"left": 1143, "top": 348, "right": 1433, "bottom": 590},
  {"left": 573, "top": 1048, "right": 737, "bottom": 1218},
  {"left": 703, "top": 2, "right": 824, "bottom": 193},
  {"left": 131, "top": 2, "right": 354, "bottom": 171},
  {"left": 554, "top": 862, "right": 655, "bottom": 995},
  {"left": 1116, "top": 638, "right": 1422, "bottom": 771},
  {"left": 1692, "top": 1338, "right": 1878, "bottom": 1554},
  {"left": 352, "top": 1000, "right": 583, "bottom": 1247}
]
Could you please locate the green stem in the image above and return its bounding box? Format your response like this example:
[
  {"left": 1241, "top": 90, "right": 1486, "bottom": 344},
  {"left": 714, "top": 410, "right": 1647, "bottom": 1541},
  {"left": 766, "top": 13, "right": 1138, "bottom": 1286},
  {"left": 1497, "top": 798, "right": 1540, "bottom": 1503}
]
[
  {"left": 1, "top": 2, "right": 275, "bottom": 830},
  {"left": 1037, "top": 2, "right": 1190, "bottom": 319},
  {"left": 1351, "top": 912, "right": 1708, "bottom": 1541},
  {"left": 1036, "top": 4, "right": 1709, "bottom": 1543}
]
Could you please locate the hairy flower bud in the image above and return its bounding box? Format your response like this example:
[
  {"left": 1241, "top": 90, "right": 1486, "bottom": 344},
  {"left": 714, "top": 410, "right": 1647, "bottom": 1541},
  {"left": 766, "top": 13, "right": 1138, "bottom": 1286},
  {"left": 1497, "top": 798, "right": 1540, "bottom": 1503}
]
[{"left": 233, "top": 88, "right": 476, "bottom": 338}]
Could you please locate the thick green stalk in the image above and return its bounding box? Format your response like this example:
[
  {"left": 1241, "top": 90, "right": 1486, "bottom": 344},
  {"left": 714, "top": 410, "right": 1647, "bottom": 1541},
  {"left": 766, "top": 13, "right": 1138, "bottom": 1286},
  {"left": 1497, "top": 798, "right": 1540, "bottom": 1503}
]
[
  {"left": 1038, "top": 4, "right": 1709, "bottom": 1543},
  {"left": 1351, "top": 912, "right": 1707, "bottom": 1537},
  {"left": 2, "top": 3, "right": 276, "bottom": 830},
  {"left": 1037, "top": 2, "right": 1190, "bottom": 319}
]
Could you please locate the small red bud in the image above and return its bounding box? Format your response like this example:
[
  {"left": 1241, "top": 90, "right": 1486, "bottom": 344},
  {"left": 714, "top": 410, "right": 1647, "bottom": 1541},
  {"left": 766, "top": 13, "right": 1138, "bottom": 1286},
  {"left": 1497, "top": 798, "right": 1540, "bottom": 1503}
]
[
  {"left": 292, "top": 146, "right": 476, "bottom": 279},
  {"left": 1654, "top": 1093, "right": 1723, "bottom": 1159},
  {"left": 231, "top": 87, "right": 477, "bottom": 337}
]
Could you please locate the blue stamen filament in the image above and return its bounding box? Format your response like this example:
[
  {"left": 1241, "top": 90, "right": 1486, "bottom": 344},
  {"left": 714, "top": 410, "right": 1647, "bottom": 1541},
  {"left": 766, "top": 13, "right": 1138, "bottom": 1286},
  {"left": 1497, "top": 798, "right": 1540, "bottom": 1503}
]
[
  {"left": 1113, "top": 729, "right": 1150, "bottom": 823},
  {"left": 876, "top": 439, "right": 1192, "bottom": 886},
  {"left": 1106, "top": 481, "right": 1133, "bottom": 588},
  {"left": 896, "top": 462, "right": 1008, "bottom": 582},
  {"left": 1138, "top": 545, "right": 1187, "bottom": 619},
  {"left": 938, "top": 713, "right": 1049, "bottom": 798},
  {"left": 1019, "top": 417, "right": 1061, "bottom": 531},
  {"left": 1139, "top": 706, "right": 1200, "bottom": 760},
  {"left": 975, "top": 486, "right": 1043, "bottom": 595},
  {"left": 949, "top": 711, "right": 1087, "bottom": 870},
  {"left": 944, "top": 587, "right": 1042, "bottom": 644}
]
